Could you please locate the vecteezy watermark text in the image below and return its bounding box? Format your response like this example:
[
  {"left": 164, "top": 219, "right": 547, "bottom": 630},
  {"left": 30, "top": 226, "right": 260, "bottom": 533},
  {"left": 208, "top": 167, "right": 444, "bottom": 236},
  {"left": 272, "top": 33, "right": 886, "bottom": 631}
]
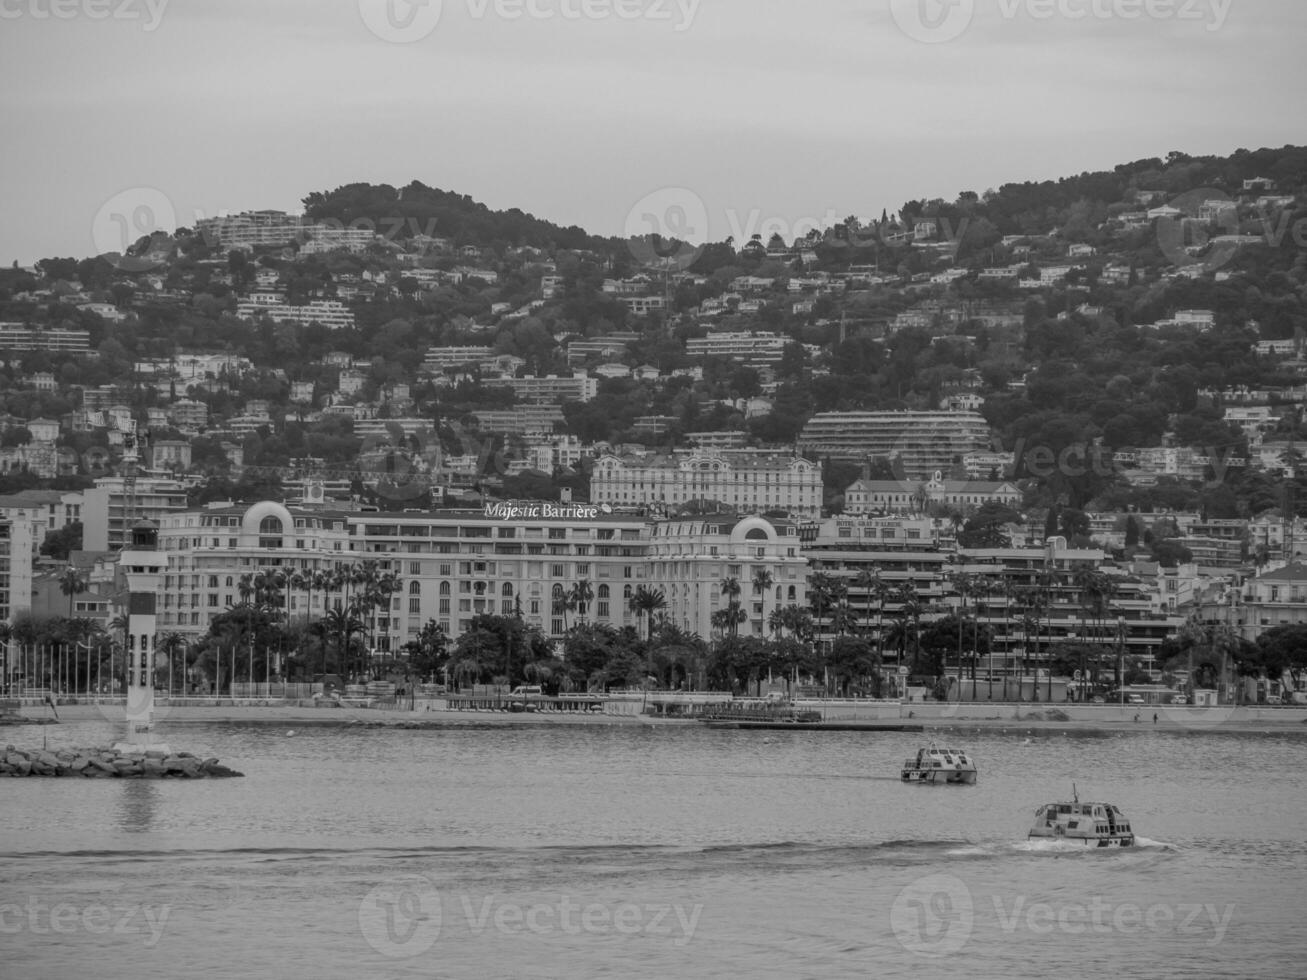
[
  {"left": 992, "top": 895, "right": 1235, "bottom": 943},
  {"left": 358, "top": 0, "right": 699, "bottom": 43},
  {"left": 624, "top": 186, "right": 971, "bottom": 271},
  {"left": 891, "top": 873, "right": 1236, "bottom": 958},
  {"left": 0, "top": 898, "right": 170, "bottom": 948},
  {"left": 358, "top": 876, "right": 703, "bottom": 957},
  {"left": 0, "top": 0, "right": 169, "bottom": 30},
  {"left": 890, "top": 0, "right": 1231, "bottom": 44},
  {"left": 459, "top": 894, "right": 702, "bottom": 946}
]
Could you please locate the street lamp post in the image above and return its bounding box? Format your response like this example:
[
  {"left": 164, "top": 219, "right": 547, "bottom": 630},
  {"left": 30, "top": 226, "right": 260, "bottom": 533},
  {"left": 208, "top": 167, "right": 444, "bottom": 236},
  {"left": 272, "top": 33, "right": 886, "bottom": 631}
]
[{"left": 1117, "top": 614, "right": 1126, "bottom": 708}]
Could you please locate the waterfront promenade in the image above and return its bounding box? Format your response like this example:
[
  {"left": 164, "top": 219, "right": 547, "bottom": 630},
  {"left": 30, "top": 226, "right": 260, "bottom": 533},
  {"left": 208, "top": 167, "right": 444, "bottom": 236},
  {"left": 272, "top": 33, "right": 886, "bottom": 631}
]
[{"left": 6, "top": 696, "right": 1306, "bottom": 732}]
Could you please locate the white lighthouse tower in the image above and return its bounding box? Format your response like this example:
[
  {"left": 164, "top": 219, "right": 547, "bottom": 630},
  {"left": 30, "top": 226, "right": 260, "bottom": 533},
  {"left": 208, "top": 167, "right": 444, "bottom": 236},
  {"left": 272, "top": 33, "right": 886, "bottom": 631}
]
[{"left": 113, "top": 519, "right": 169, "bottom": 754}]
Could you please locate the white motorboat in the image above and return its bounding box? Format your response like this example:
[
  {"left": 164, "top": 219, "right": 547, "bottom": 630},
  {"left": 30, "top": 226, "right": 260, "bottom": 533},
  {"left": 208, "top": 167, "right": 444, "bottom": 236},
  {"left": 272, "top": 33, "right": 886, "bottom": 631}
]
[
  {"left": 900, "top": 745, "right": 977, "bottom": 784},
  {"left": 1028, "top": 788, "right": 1134, "bottom": 847}
]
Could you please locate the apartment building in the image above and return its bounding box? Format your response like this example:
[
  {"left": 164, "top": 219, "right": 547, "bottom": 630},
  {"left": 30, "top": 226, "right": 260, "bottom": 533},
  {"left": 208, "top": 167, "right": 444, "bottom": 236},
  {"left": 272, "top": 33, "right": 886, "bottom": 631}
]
[
  {"left": 798, "top": 411, "right": 991, "bottom": 479},
  {"left": 685, "top": 332, "right": 786, "bottom": 365},
  {"left": 234, "top": 295, "right": 356, "bottom": 330},
  {"left": 82, "top": 477, "right": 191, "bottom": 551},
  {"left": 0, "top": 324, "right": 92, "bottom": 354},
  {"left": 483, "top": 374, "right": 599, "bottom": 404}
]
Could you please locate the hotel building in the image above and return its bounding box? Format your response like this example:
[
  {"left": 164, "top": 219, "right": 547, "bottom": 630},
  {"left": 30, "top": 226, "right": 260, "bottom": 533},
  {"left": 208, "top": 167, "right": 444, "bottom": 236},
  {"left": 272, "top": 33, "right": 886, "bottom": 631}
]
[
  {"left": 591, "top": 451, "right": 822, "bottom": 519},
  {"left": 153, "top": 502, "right": 651, "bottom": 649},
  {"left": 645, "top": 515, "right": 808, "bottom": 639}
]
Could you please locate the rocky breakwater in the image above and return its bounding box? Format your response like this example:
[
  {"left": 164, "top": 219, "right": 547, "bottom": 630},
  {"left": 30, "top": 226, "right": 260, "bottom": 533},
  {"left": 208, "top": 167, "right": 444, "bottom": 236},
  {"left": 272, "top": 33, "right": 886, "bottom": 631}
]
[{"left": 0, "top": 745, "right": 243, "bottom": 778}]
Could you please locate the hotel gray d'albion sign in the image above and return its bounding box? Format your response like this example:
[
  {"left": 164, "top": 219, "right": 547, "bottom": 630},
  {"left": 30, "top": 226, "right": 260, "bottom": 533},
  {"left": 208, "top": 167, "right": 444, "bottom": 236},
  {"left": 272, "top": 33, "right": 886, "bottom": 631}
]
[{"left": 484, "top": 500, "right": 614, "bottom": 521}]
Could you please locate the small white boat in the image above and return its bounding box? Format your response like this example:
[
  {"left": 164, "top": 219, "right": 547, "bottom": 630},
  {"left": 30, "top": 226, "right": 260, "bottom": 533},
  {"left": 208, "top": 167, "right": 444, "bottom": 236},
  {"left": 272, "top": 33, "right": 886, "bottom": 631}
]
[
  {"left": 900, "top": 745, "right": 977, "bottom": 784},
  {"left": 1028, "top": 788, "right": 1134, "bottom": 847}
]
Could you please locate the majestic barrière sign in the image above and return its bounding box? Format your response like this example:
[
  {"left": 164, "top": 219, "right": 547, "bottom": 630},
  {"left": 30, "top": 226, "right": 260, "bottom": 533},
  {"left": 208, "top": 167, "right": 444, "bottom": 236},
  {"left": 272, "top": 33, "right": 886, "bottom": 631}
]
[{"left": 484, "top": 501, "right": 613, "bottom": 520}]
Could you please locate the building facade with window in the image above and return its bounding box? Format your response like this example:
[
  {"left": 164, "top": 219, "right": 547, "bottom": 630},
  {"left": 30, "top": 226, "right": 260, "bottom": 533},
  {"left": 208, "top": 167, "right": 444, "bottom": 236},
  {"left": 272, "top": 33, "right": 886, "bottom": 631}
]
[
  {"left": 591, "top": 452, "right": 822, "bottom": 519},
  {"left": 151, "top": 502, "right": 652, "bottom": 651},
  {"left": 644, "top": 515, "right": 808, "bottom": 639},
  {"left": 154, "top": 502, "right": 355, "bottom": 641},
  {"left": 350, "top": 507, "right": 650, "bottom": 648},
  {"left": 82, "top": 477, "right": 191, "bottom": 552}
]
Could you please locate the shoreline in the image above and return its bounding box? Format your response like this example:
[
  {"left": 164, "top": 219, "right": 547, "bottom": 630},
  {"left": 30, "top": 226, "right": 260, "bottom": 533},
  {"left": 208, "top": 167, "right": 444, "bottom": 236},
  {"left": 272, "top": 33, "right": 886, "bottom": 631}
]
[{"left": 6, "top": 703, "right": 1307, "bottom": 735}]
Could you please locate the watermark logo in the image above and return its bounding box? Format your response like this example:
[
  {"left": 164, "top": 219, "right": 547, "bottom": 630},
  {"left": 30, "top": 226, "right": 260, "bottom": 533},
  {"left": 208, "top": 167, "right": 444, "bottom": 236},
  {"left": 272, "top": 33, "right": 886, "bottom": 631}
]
[
  {"left": 356, "top": 427, "right": 444, "bottom": 504},
  {"left": 358, "top": 0, "right": 443, "bottom": 42},
  {"left": 892, "top": 875, "right": 1237, "bottom": 958},
  {"left": 1164, "top": 699, "right": 1239, "bottom": 730},
  {"left": 890, "top": 873, "right": 974, "bottom": 956},
  {"left": 890, "top": 0, "right": 975, "bottom": 43},
  {"left": 93, "top": 654, "right": 175, "bottom": 727},
  {"left": 1156, "top": 188, "right": 1241, "bottom": 273},
  {"left": 0, "top": 0, "right": 170, "bottom": 31},
  {"left": 358, "top": 877, "right": 703, "bottom": 956},
  {"left": 192, "top": 211, "right": 442, "bottom": 255},
  {"left": 359, "top": 875, "right": 443, "bottom": 958},
  {"left": 625, "top": 187, "right": 707, "bottom": 272},
  {"left": 624, "top": 191, "right": 970, "bottom": 271},
  {"left": 892, "top": 0, "right": 1233, "bottom": 42},
  {"left": 0, "top": 898, "right": 170, "bottom": 948},
  {"left": 360, "top": 0, "right": 700, "bottom": 40},
  {"left": 91, "top": 187, "right": 176, "bottom": 272},
  {"left": 991, "top": 895, "right": 1234, "bottom": 945},
  {"left": 1008, "top": 437, "right": 1247, "bottom": 490},
  {"left": 458, "top": 893, "right": 702, "bottom": 945}
]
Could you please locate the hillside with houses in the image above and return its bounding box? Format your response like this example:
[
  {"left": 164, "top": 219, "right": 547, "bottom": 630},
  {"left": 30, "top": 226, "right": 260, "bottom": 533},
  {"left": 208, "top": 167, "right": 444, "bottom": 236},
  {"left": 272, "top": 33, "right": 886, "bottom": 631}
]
[{"left": 2, "top": 146, "right": 1307, "bottom": 703}]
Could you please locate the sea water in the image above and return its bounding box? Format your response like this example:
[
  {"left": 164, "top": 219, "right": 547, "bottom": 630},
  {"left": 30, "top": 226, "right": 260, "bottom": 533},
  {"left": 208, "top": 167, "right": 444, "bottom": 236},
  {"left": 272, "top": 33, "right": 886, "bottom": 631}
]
[{"left": 2, "top": 720, "right": 1304, "bottom": 979}]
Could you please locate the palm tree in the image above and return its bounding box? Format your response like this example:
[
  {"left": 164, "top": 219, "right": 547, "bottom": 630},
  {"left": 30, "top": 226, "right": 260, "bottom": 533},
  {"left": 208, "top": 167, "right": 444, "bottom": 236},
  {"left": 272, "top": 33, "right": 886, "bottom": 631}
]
[
  {"left": 973, "top": 574, "right": 996, "bottom": 685},
  {"left": 66, "top": 617, "right": 103, "bottom": 695},
  {"left": 323, "top": 606, "right": 364, "bottom": 680},
  {"left": 829, "top": 602, "right": 858, "bottom": 636},
  {"left": 710, "top": 604, "right": 747, "bottom": 639},
  {"left": 853, "top": 567, "right": 880, "bottom": 638},
  {"left": 552, "top": 586, "right": 576, "bottom": 635},
  {"left": 718, "top": 576, "right": 744, "bottom": 638},
  {"left": 751, "top": 569, "right": 774, "bottom": 634},
  {"left": 288, "top": 569, "right": 309, "bottom": 627},
  {"left": 156, "top": 630, "right": 186, "bottom": 696},
  {"left": 58, "top": 566, "right": 87, "bottom": 619},
  {"left": 767, "top": 606, "right": 787, "bottom": 640},
  {"left": 0, "top": 621, "right": 11, "bottom": 695},
  {"left": 569, "top": 579, "right": 594, "bottom": 626},
  {"left": 949, "top": 571, "right": 974, "bottom": 691},
  {"left": 807, "top": 571, "right": 844, "bottom": 648},
  {"left": 628, "top": 585, "right": 667, "bottom": 642},
  {"left": 1073, "top": 567, "right": 1116, "bottom": 694},
  {"left": 894, "top": 585, "right": 924, "bottom": 676}
]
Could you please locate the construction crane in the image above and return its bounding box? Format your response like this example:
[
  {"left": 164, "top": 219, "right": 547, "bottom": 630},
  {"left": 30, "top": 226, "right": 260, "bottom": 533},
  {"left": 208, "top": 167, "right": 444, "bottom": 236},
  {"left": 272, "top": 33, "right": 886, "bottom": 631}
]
[
  {"left": 119, "top": 418, "right": 139, "bottom": 540},
  {"left": 89, "top": 411, "right": 148, "bottom": 548}
]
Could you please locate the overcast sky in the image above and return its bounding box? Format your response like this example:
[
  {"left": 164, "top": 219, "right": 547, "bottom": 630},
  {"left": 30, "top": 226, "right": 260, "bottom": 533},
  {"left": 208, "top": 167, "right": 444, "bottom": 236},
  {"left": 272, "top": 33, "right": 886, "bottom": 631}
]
[{"left": 1, "top": 0, "right": 1303, "bottom": 265}]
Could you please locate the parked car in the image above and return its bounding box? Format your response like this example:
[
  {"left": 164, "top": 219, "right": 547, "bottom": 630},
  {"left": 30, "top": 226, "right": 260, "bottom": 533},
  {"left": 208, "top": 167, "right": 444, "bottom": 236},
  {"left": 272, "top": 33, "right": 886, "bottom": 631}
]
[
  {"left": 1126, "top": 694, "right": 1146, "bottom": 704},
  {"left": 1169, "top": 695, "right": 1187, "bottom": 705},
  {"left": 1266, "top": 695, "right": 1282, "bottom": 705}
]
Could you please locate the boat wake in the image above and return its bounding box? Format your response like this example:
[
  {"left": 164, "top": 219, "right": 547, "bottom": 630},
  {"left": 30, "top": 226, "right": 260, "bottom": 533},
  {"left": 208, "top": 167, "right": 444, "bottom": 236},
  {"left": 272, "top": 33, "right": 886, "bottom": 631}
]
[{"left": 1010, "top": 836, "right": 1178, "bottom": 855}]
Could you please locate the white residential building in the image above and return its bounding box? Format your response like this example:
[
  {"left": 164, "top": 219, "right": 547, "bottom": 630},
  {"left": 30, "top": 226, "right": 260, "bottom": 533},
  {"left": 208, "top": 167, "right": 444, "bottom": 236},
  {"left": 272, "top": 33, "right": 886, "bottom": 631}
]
[{"left": 592, "top": 451, "right": 822, "bottom": 519}]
